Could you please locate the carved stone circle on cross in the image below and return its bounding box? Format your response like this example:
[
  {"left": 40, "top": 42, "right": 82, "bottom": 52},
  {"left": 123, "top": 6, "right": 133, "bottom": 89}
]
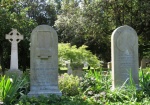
[{"left": 6, "top": 28, "right": 23, "bottom": 43}]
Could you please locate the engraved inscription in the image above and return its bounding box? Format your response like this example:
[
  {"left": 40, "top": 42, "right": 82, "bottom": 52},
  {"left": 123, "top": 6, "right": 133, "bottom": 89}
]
[
  {"left": 119, "top": 55, "right": 133, "bottom": 68},
  {"left": 33, "top": 68, "right": 57, "bottom": 71},
  {"left": 34, "top": 68, "right": 57, "bottom": 86}
]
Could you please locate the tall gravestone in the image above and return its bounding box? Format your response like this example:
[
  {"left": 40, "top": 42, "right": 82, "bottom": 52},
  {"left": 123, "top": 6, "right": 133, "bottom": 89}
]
[
  {"left": 5, "top": 29, "right": 23, "bottom": 74},
  {"left": 111, "top": 25, "right": 139, "bottom": 90},
  {"left": 28, "top": 25, "right": 62, "bottom": 96}
]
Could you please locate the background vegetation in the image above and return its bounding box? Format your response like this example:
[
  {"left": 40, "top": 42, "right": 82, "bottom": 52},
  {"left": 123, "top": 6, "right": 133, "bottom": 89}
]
[
  {"left": 0, "top": 0, "right": 149, "bottom": 73},
  {"left": 0, "top": 0, "right": 149, "bottom": 104}
]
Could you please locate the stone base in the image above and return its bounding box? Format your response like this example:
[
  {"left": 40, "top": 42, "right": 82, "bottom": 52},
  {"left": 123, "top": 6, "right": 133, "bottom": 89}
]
[
  {"left": 5, "top": 69, "right": 23, "bottom": 77},
  {"left": 28, "top": 90, "right": 62, "bottom": 97}
]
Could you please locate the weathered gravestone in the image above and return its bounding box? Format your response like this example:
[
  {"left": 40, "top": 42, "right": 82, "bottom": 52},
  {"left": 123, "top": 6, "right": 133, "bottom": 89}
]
[
  {"left": 66, "top": 60, "right": 72, "bottom": 75},
  {"left": 111, "top": 25, "right": 139, "bottom": 90},
  {"left": 140, "top": 58, "right": 147, "bottom": 69},
  {"left": 28, "top": 25, "right": 62, "bottom": 96},
  {"left": 140, "top": 58, "right": 150, "bottom": 69},
  {"left": 107, "top": 62, "right": 111, "bottom": 70},
  {"left": 5, "top": 29, "right": 23, "bottom": 74}
]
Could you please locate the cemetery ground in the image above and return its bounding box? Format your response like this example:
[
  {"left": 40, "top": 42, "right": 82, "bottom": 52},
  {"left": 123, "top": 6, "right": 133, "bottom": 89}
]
[{"left": 0, "top": 67, "right": 149, "bottom": 105}]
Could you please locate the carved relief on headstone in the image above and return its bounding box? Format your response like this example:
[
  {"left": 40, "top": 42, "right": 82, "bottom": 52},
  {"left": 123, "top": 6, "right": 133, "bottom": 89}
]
[
  {"left": 5, "top": 29, "right": 23, "bottom": 74},
  {"left": 28, "top": 25, "right": 61, "bottom": 97},
  {"left": 111, "top": 25, "right": 139, "bottom": 90}
]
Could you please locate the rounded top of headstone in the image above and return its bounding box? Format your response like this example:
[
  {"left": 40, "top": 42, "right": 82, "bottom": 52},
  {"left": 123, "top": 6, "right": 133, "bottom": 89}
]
[
  {"left": 31, "top": 25, "right": 57, "bottom": 34},
  {"left": 111, "top": 25, "right": 137, "bottom": 52}
]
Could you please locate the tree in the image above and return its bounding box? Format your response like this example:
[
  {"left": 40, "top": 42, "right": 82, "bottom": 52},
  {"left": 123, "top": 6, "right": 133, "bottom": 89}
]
[
  {"left": 0, "top": 0, "right": 37, "bottom": 74},
  {"left": 55, "top": 0, "right": 111, "bottom": 61},
  {"left": 20, "top": 0, "right": 57, "bottom": 26},
  {"left": 58, "top": 43, "right": 100, "bottom": 69},
  {"left": 55, "top": 0, "right": 150, "bottom": 62}
]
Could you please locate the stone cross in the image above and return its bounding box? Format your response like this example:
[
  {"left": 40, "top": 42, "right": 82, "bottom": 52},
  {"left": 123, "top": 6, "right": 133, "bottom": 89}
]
[
  {"left": 111, "top": 25, "right": 139, "bottom": 90},
  {"left": 6, "top": 29, "right": 23, "bottom": 70}
]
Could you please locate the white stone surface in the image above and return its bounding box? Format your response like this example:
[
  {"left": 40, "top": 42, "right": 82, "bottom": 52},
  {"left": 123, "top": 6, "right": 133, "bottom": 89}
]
[
  {"left": 107, "top": 62, "right": 111, "bottom": 70},
  {"left": 66, "top": 60, "right": 72, "bottom": 75},
  {"left": 28, "top": 25, "right": 61, "bottom": 97},
  {"left": 6, "top": 29, "right": 23, "bottom": 71},
  {"left": 111, "top": 25, "right": 139, "bottom": 90}
]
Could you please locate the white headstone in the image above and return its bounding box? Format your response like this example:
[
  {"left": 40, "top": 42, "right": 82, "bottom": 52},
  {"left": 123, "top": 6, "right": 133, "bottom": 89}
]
[
  {"left": 83, "top": 61, "right": 88, "bottom": 68},
  {"left": 6, "top": 29, "right": 23, "bottom": 73},
  {"left": 28, "top": 25, "right": 61, "bottom": 96},
  {"left": 111, "top": 25, "right": 139, "bottom": 90},
  {"left": 65, "top": 60, "right": 72, "bottom": 74},
  {"left": 107, "top": 62, "right": 111, "bottom": 70}
]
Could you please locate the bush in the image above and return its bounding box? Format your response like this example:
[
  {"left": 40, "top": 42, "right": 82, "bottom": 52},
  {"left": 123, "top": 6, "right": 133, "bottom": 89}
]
[
  {"left": 58, "top": 43, "right": 100, "bottom": 69},
  {"left": 58, "top": 73, "right": 80, "bottom": 96},
  {"left": 79, "top": 70, "right": 111, "bottom": 97},
  {"left": 79, "top": 68, "right": 150, "bottom": 104},
  {"left": 18, "top": 94, "right": 93, "bottom": 105}
]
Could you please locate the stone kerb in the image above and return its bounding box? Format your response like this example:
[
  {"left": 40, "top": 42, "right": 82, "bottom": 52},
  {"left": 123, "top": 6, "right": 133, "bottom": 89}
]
[
  {"left": 28, "top": 25, "right": 62, "bottom": 97},
  {"left": 111, "top": 25, "right": 139, "bottom": 90}
]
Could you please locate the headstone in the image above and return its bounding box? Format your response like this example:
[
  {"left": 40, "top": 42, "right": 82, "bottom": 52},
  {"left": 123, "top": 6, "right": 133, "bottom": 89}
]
[
  {"left": 66, "top": 60, "right": 72, "bottom": 75},
  {"left": 140, "top": 58, "right": 147, "bottom": 69},
  {"left": 83, "top": 61, "right": 88, "bottom": 68},
  {"left": 111, "top": 25, "right": 139, "bottom": 90},
  {"left": 5, "top": 29, "right": 23, "bottom": 74},
  {"left": 107, "top": 62, "right": 111, "bottom": 70},
  {"left": 140, "top": 58, "right": 150, "bottom": 69},
  {"left": 28, "top": 25, "right": 62, "bottom": 96}
]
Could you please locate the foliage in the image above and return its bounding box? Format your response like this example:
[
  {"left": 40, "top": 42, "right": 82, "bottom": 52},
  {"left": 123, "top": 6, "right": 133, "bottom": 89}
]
[
  {"left": 18, "top": 94, "right": 92, "bottom": 105},
  {"left": 79, "top": 70, "right": 111, "bottom": 97},
  {"left": 58, "top": 73, "right": 79, "bottom": 96},
  {"left": 20, "top": 0, "right": 57, "bottom": 26},
  {"left": 58, "top": 43, "right": 100, "bottom": 69},
  {"left": 55, "top": 0, "right": 150, "bottom": 61},
  {"left": 78, "top": 68, "right": 150, "bottom": 104},
  {"left": 0, "top": 0, "right": 37, "bottom": 73},
  {"left": 0, "top": 74, "right": 28, "bottom": 105},
  {"left": 0, "top": 68, "right": 149, "bottom": 105},
  {"left": 139, "top": 68, "right": 150, "bottom": 96}
]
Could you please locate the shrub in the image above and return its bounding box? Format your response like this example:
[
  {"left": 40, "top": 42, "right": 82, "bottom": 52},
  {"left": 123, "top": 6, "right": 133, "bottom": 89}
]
[
  {"left": 79, "top": 68, "right": 150, "bottom": 104},
  {"left": 58, "top": 43, "right": 100, "bottom": 69},
  {"left": 79, "top": 70, "right": 111, "bottom": 97},
  {"left": 18, "top": 94, "right": 93, "bottom": 105},
  {"left": 58, "top": 73, "right": 80, "bottom": 96}
]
